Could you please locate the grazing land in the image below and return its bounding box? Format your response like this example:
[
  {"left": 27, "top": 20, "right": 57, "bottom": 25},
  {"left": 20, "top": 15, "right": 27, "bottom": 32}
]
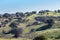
[{"left": 0, "top": 10, "right": 60, "bottom": 40}]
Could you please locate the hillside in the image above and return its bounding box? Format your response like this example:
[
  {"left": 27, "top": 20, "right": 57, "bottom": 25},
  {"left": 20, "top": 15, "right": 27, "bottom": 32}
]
[{"left": 0, "top": 11, "right": 60, "bottom": 40}]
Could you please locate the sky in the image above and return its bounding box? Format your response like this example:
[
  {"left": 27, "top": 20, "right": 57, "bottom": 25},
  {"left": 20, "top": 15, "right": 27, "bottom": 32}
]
[{"left": 0, "top": 0, "right": 60, "bottom": 14}]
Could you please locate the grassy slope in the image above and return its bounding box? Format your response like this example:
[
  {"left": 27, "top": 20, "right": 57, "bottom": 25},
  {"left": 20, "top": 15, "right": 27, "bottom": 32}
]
[{"left": 0, "top": 12, "right": 60, "bottom": 40}]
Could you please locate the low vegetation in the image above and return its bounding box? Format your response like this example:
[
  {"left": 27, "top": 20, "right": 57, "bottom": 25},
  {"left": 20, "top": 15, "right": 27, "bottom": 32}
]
[{"left": 0, "top": 10, "right": 60, "bottom": 40}]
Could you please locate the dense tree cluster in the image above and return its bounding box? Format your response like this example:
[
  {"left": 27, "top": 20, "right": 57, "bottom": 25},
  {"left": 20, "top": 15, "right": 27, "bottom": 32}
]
[
  {"left": 16, "top": 12, "right": 25, "bottom": 17},
  {"left": 36, "top": 19, "right": 54, "bottom": 31},
  {"left": 3, "top": 13, "right": 11, "bottom": 18},
  {"left": 2, "top": 28, "right": 23, "bottom": 38},
  {"left": 35, "top": 16, "right": 47, "bottom": 22}
]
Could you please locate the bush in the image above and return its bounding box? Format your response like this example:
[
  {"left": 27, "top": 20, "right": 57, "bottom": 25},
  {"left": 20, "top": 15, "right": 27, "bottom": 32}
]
[
  {"left": 32, "top": 21, "right": 39, "bottom": 25},
  {"left": 3, "top": 13, "right": 11, "bottom": 18},
  {"left": 9, "top": 22, "right": 17, "bottom": 28},
  {"left": 45, "top": 19, "right": 54, "bottom": 25},
  {"left": 2, "top": 28, "right": 23, "bottom": 38},
  {"left": 17, "top": 18, "right": 22, "bottom": 23},
  {"left": 25, "top": 12, "right": 31, "bottom": 16},
  {"left": 29, "top": 29, "right": 35, "bottom": 33},
  {"left": 26, "top": 24, "right": 31, "bottom": 27},
  {"left": 1, "top": 20, "right": 10, "bottom": 27},
  {"left": 55, "top": 35, "right": 60, "bottom": 39},
  {"left": 33, "top": 35, "right": 48, "bottom": 40},
  {"left": 35, "top": 16, "right": 47, "bottom": 22},
  {"left": 36, "top": 19, "right": 54, "bottom": 31},
  {"left": 16, "top": 12, "right": 25, "bottom": 17},
  {"left": 31, "top": 11, "right": 37, "bottom": 14}
]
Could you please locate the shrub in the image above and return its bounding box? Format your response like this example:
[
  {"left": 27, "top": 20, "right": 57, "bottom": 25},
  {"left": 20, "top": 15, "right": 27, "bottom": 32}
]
[
  {"left": 2, "top": 28, "right": 23, "bottom": 38},
  {"left": 55, "top": 35, "right": 60, "bottom": 39},
  {"left": 26, "top": 24, "right": 31, "bottom": 27},
  {"left": 16, "top": 12, "right": 25, "bottom": 17},
  {"left": 31, "top": 11, "right": 37, "bottom": 14},
  {"left": 35, "top": 16, "right": 46, "bottom": 22},
  {"left": 32, "top": 21, "right": 39, "bottom": 25},
  {"left": 9, "top": 22, "right": 17, "bottom": 28},
  {"left": 36, "top": 19, "right": 54, "bottom": 31},
  {"left": 3, "top": 13, "right": 11, "bottom": 18},
  {"left": 25, "top": 12, "right": 31, "bottom": 16},
  {"left": 33, "top": 35, "right": 48, "bottom": 40},
  {"left": 17, "top": 18, "right": 22, "bottom": 23},
  {"left": 29, "top": 29, "right": 35, "bottom": 33}
]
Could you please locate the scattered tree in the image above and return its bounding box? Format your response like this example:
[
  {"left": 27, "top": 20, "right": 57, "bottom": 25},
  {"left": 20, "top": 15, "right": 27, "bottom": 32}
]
[
  {"left": 31, "top": 11, "right": 37, "bottom": 14},
  {"left": 9, "top": 22, "right": 17, "bottom": 28},
  {"left": 36, "top": 19, "right": 54, "bottom": 31},
  {"left": 16, "top": 12, "right": 25, "bottom": 17},
  {"left": 2, "top": 28, "right": 23, "bottom": 38},
  {"left": 3, "top": 13, "right": 11, "bottom": 18}
]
